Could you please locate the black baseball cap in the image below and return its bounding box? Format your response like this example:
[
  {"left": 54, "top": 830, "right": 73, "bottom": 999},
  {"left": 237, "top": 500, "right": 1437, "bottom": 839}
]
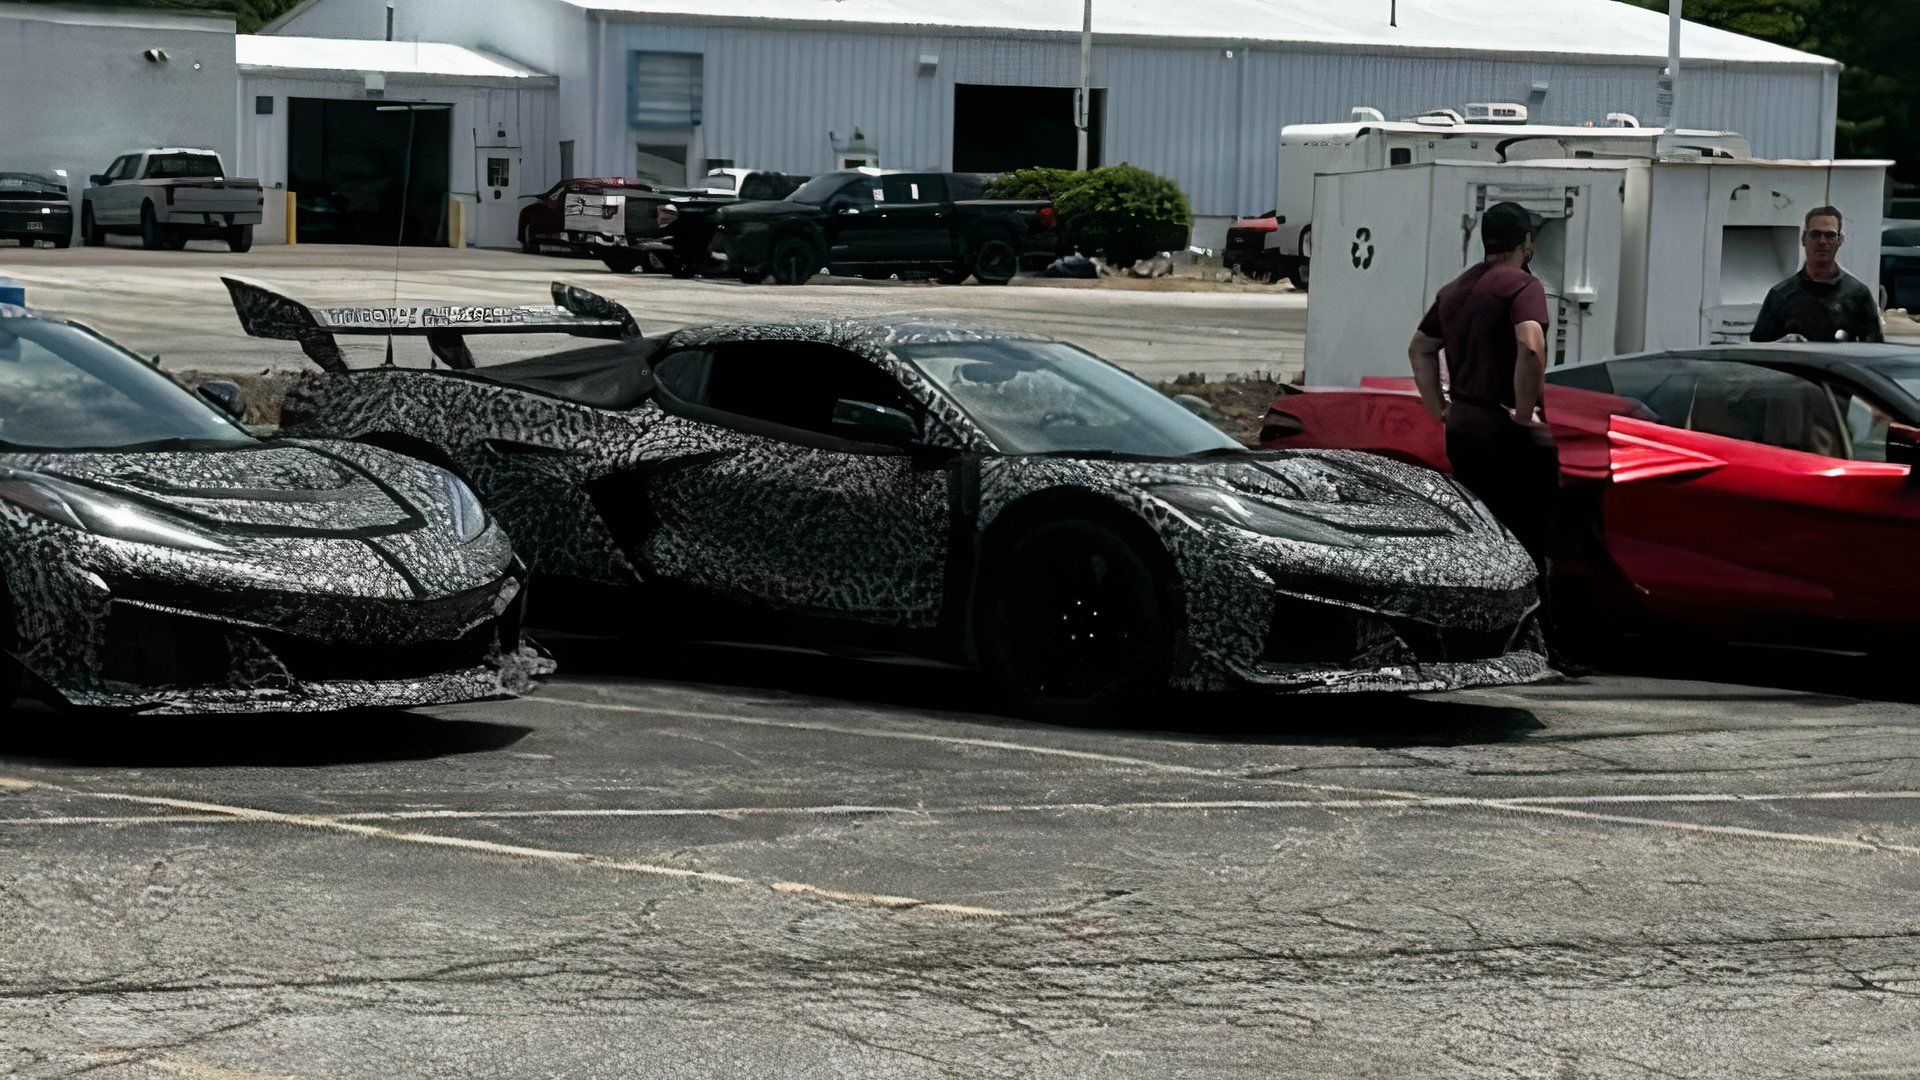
[{"left": 1482, "top": 202, "right": 1534, "bottom": 255}]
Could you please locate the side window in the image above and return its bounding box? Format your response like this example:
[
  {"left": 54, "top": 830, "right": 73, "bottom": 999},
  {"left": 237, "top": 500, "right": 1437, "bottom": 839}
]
[
  {"left": 1615, "top": 359, "right": 1846, "bottom": 456},
  {"left": 1829, "top": 382, "right": 1897, "bottom": 462},
  {"left": 112, "top": 156, "right": 139, "bottom": 180},
  {"left": 688, "top": 341, "right": 918, "bottom": 442},
  {"left": 651, "top": 348, "right": 713, "bottom": 404},
  {"left": 837, "top": 178, "right": 876, "bottom": 208},
  {"left": 1605, "top": 358, "right": 1699, "bottom": 427},
  {"left": 883, "top": 174, "right": 946, "bottom": 204}
]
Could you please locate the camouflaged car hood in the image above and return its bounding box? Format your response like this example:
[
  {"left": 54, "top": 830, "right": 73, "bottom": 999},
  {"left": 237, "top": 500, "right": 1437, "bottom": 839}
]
[{"left": 5, "top": 443, "right": 417, "bottom": 535}]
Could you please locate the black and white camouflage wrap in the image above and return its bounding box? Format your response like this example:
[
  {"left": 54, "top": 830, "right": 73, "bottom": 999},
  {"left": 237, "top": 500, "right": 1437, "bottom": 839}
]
[
  {"left": 280, "top": 318, "right": 1550, "bottom": 694},
  {"left": 0, "top": 431, "right": 550, "bottom": 715}
]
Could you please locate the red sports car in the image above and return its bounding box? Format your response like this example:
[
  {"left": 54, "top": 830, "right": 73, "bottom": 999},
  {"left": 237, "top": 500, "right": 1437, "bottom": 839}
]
[{"left": 1261, "top": 345, "right": 1920, "bottom": 650}]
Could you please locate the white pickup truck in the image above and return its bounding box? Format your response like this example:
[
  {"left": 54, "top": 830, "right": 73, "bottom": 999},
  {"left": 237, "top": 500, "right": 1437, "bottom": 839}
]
[{"left": 82, "top": 149, "right": 263, "bottom": 252}]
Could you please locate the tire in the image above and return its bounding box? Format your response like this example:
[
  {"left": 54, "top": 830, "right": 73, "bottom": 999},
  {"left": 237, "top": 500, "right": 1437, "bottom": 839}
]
[
  {"left": 736, "top": 269, "right": 766, "bottom": 285},
  {"left": 769, "top": 234, "right": 824, "bottom": 286},
  {"left": 227, "top": 224, "right": 252, "bottom": 253},
  {"left": 51, "top": 234, "right": 70, "bottom": 250},
  {"left": 974, "top": 518, "right": 1173, "bottom": 724},
  {"left": 600, "top": 251, "right": 644, "bottom": 274},
  {"left": 519, "top": 222, "right": 539, "bottom": 255},
  {"left": 1287, "top": 229, "right": 1312, "bottom": 292},
  {"left": 970, "top": 235, "right": 1019, "bottom": 286},
  {"left": 164, "top": 233, "right": 188, "bottom": 251},
  {"left": 934, "top": 269, "right": 970, "bottom": 285},
  {"left": 81, "top": 205, "right": 102, "bottom": 247},
  {"left": 140, "top": 202, "right": 163, "bottom": 251},
  {"left": 1286, "top": 260, "right": 1309, "bottom": 292}
]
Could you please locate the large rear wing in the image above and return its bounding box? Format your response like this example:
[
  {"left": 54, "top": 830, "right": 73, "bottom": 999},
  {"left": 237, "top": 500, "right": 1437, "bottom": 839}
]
[{"left": 221, "top": 276, "right": 641, "bottom": 373}]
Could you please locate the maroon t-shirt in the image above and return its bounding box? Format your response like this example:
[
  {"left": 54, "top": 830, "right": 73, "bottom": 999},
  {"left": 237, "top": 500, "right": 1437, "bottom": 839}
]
[{"left": 1417, "top": 263, "right": 1549, "bottom": 432}]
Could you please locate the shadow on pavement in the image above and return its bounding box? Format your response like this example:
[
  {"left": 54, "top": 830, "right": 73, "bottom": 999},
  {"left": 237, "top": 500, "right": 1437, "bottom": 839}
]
[
  {"left": 544, "top": 635, "right": 1546, "bottom": 750},
  {"left": 0, "top": 704, "right": 532, "bottom": 768},
  {"left": 1574, "top": 633, "right": 1918, "bottom": 706}
]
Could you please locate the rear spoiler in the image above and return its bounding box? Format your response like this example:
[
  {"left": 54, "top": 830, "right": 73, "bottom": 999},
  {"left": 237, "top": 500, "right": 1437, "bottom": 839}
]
[{"left": 221, "top": 276, "right": 641, "bottom": 373}]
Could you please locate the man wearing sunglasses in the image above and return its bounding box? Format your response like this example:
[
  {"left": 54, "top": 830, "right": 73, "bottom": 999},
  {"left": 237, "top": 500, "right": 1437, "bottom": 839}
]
[{"left": 1751, "top": 206, "right": 1884, "bottom": 344}]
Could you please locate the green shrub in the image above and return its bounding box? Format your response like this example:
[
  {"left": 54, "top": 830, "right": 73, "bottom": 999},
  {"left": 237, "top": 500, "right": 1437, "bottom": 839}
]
[
  {"left": 983, "top": 166, "right": 1082, "bottom": 203},
  {"left": 1053, "top": 164, "right": 1191, "bottom": 265},
  {"left": 985, "top": 163, "right": 1191, "bottom": 265}
]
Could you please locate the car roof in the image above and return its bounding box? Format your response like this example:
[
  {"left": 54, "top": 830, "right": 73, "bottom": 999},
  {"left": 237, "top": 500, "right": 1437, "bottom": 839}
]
[{"left": 1568, "top": 342, "right": 1920, "bottom": 375}]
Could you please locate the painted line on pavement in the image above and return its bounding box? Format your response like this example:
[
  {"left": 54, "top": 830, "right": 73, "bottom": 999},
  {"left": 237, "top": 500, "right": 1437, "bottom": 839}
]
[
  {"left": 524, "top": 694, "right": 1920, "bottom": 857},
  {"left": 0, "top": 776, "right": 1016, "bottom": 920}
]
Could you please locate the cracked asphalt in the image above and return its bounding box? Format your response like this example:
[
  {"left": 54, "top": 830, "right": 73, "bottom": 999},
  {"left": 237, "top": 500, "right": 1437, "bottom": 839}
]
[{"left": 2, "top": 638, "right": 1917, "bottom": 1078}]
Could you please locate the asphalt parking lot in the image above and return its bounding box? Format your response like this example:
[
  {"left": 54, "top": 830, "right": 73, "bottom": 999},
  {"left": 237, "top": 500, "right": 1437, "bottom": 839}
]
[
  {"left": 0, "top": 244, "right": 1306, "bottom": 383},
  {"left": 3, "top": 637, "right": 1918, "bottom": 1078},
  {"left": 3, "top": 244, "right": 1919, "bottom": 1077}
]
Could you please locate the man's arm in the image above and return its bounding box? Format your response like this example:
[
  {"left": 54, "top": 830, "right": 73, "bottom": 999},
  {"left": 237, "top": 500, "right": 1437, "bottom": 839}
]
[
  {"left": 1408, "top": 330, "right": 1448, "bottom": 423},
  {"left": 1750, "top": 286, "right": 1785, "bottom": 342},
  {"left": 1511, "top": 320, "right": 1546, "bottom": 426},
  {"left": 1852, "top": 283, "right": 1885, "bottom": 343}
]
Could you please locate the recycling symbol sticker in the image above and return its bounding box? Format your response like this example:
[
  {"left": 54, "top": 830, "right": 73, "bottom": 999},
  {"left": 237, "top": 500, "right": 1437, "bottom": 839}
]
[{"left": 1351, "top": 227, "right": 1374, "bottom": 270}]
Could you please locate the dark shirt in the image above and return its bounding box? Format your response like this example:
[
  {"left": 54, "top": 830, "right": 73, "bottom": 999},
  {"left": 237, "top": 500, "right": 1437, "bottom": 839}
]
[
  {"left": 1751, "top": 268, "right": 1884, "bottom": 344},
  {"left": 1417, "top": 262, "right": 1550, "bottom": 435}
]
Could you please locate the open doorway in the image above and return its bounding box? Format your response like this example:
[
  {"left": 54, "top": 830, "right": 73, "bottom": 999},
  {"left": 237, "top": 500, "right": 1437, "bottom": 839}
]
[
  {"left": 952, "top": 84, "right": 1103, "bottom": 173},
  {"left": 287, "top": 98, "right": 450, "bottom": 246}
]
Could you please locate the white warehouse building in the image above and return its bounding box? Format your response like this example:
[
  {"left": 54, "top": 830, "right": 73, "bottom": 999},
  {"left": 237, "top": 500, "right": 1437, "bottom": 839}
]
[{"left": 250, "top": 0, "right": 1840, "bottom": 248}]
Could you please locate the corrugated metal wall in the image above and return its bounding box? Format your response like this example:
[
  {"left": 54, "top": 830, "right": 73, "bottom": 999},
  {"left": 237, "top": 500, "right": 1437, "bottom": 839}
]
[{"left": 602, "top": 20, "right": 1833, "bottom": 220}]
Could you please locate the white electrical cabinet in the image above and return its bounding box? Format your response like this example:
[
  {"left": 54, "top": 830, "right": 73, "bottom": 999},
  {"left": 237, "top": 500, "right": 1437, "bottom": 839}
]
[
  {"left": 1304, "top": 157, "right": 1889, "bottom": 387},
  {"left": 1305, "top": 162, "right": 1627, "bottom": 387}
]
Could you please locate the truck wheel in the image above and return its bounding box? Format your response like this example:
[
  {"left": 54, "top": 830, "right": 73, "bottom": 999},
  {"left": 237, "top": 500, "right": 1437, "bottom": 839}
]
[
  {"left": 934, "top": 269, "right": 970, "bottom": 285},
  {"left": 737, "top": 269, "right": 766, "bottom": 285},
  {"left": 1286, "top": 260, "right": 1310, "bottom": 292},
  {"left": 140, "top": 203, "right": 163, "bottom": 251},
  {"left": 971, "top": 236, "right": 1019, "bottom": 286},
  {"left": 770, "top": 235, "right": 823, "bottom": 286},
  {"left": 519, "top": 222, "right": 539, "bottom": 255},
  {"left": 50, "top": 234, "right": 70, "bottom": 250},
  {"left": 227, "top": 224, "right": 253, "bottom": 253},
  {"left": 81, "top": 205, "right": 102, "bottom": 246},
  {"left": 600, "top": 251, "right": 644, "bottom": 274}
]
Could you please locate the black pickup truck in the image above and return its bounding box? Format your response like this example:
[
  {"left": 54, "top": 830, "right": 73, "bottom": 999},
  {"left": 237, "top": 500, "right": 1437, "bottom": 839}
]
[
  {"left": 610, "top": 169, "right": 808, "bottom": 276},
  {"left": 714, "top": 170, "right": 1056, "bottom": 285}
]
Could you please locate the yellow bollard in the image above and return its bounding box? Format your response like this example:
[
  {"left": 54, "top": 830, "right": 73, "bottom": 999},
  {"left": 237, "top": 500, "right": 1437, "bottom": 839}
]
[
  {"left": 284, "top": 191, "right": 297, "bottom": 246},
  {"left": 448, "top": 197, "right": 467, "bottom": 249}
]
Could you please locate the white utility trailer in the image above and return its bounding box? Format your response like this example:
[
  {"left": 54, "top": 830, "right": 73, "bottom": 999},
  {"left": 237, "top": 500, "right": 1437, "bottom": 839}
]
[{"left": 1304, "top": 156, "right": 1888, "bottom": 388}]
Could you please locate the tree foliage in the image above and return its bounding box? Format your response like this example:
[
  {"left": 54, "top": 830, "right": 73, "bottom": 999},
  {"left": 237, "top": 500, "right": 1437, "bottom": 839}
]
[
  {"left": 989, "top": 164, "right": 1192, "bottom": 265},
  {"left": 12, "top": 0, "right": 303, "bottom": 32},
  {"left": 1626, "top": 0, "right": 1920, "bottom": 184}
]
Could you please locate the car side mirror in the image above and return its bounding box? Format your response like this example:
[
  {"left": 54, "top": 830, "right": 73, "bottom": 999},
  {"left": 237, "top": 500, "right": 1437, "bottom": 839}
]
[
  {"left": 196, "top": 379, "right": 246, "bottom": 421},
  {"left": 832, "top": 398, "right": 917, "bottom": 449},
  {"left": 90, "top": 175, "right": 109, "bottom": 187}
]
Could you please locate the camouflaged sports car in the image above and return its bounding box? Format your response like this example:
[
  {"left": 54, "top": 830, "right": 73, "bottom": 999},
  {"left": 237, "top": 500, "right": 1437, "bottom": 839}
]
[
  {"left": 0, "top": 301, "right": 547, "bottom": 714},
  {"left": 230, "top": 278, "right": 1551, "bottom": 719}
]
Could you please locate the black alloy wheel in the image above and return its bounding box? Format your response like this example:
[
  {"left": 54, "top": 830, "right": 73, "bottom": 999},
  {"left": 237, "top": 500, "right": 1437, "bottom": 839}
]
[
  {"left": 228, "top": 224, "right": 253, "bottom": 254},
  {"left": 519, "top": 221, "right": 539, "bottom": 255},
  {"left": 972, "top": 236, "right": 1019, "bottom": 286},
  {"left": 140, "top": 203, "right": 163, "bottom": 251},
  {"left": 770, "top": 235, "right": 824, "bottom": 286},
  {"left": 975, "top": 518, "right": 1173, "bottom": 723},
  {"left": 81, "top": 206, "right": 102, "bottom": 246},
  {"left": 600, "top": 251, "right": 644, "bottom": 274}
]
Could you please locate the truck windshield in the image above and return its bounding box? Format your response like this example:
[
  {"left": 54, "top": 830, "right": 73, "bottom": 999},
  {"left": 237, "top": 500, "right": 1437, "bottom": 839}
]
[
  {"left": 703, "top": 171, "right": 737, "bottom": 192},
  {"left": 145, "top": 154, "right": 223, "bottom": 180},
  {"left": 786, "top": 172, "right": 862, "bottom": 205},
  {"left": 0, "top": 318, "right": 250, "bottom": 450},
  {"left": 897, "top": 340, "right": 1241, "bottom": 457}
]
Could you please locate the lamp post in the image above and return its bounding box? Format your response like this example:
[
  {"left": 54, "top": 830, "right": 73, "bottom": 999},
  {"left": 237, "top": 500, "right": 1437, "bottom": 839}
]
[
  {"left": 1661, "top": 0, "right": 1682, "bottom": 135},
  {"left": 1076, "top": 0, "right": 1092, "bottom": 171}
]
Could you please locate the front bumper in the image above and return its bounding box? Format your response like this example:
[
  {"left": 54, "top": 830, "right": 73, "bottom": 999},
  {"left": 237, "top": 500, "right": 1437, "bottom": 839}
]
[{"left": 20, "top": 565, "right": 553, "bottom": 715}]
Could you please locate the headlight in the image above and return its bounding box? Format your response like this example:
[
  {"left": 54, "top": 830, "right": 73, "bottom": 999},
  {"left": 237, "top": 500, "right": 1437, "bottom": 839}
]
[
  {"left": 440, "top": 471, "right": 487, "bottom": 543},
  {"left": 0, "top": 469, "right": 228, "bottom": 552},
  {"left": 1152, "top": 484, "right": 1359, "bottom": 548}
]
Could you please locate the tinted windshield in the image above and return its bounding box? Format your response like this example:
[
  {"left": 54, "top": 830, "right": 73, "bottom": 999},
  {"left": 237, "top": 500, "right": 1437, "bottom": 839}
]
[
  {"left": 898, "top": 340, "right": 1240, "bottom": 456},
  {"left": 0, "top": 318, "right": 250, "bottom": 450},
  {"left": 1885, "top": 225, "right": 1920, "bottom": 247},
  {"left": 787, "top": 172, "right": 861, "bottom": 205}
]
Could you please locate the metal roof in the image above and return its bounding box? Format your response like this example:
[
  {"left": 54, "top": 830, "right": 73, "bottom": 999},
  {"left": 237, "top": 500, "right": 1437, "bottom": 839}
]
[
  {"left": 236, "top": 35, "right": 557, "bottom": 87},
  {"left": 560, "top": 0, "right": 1835, "bottom": 67}
]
